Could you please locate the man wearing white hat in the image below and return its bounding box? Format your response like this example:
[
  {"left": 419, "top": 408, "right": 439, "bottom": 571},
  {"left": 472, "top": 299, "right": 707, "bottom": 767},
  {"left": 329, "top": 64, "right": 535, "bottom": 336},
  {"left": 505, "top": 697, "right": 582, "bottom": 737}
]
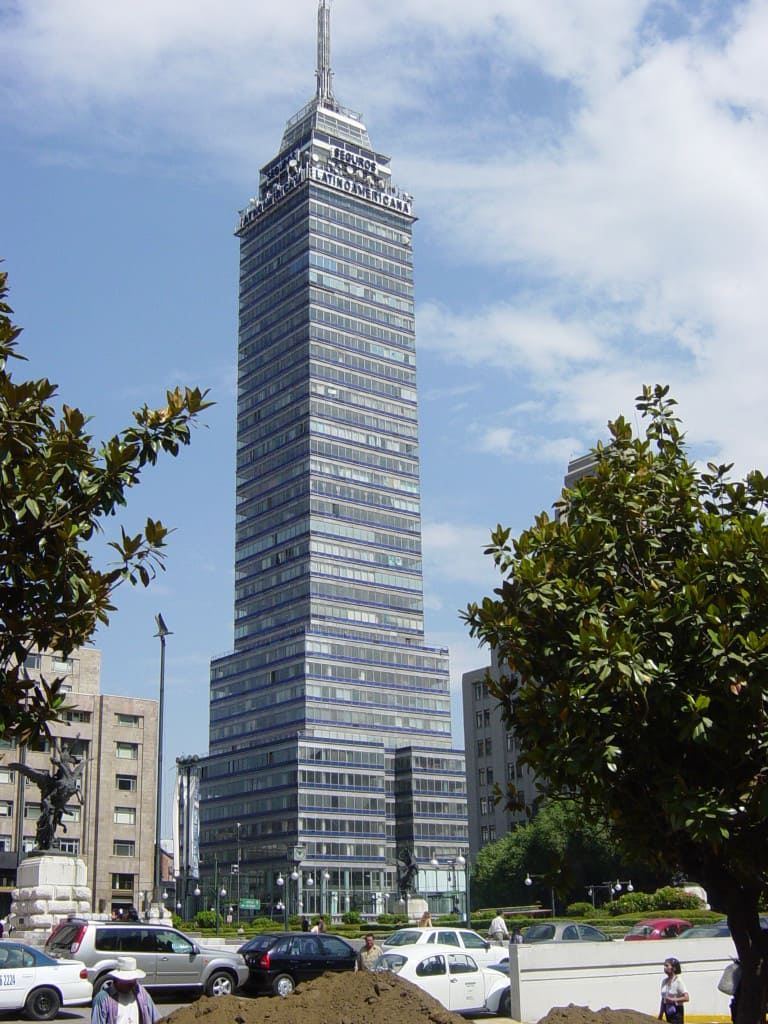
[{"left": 91, "top": 957, "right": 160, "bottom": 1024}]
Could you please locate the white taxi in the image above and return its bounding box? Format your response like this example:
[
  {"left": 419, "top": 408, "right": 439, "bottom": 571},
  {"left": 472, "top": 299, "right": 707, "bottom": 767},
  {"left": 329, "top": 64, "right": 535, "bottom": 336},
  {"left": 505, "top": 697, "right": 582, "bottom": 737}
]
[
  {"left": 373, "top": 943, "right": 510, "bottom": 1017},
  {"left": 0, "top": 940, "right": 92, "bottom": 1020},
  {"left": 381, "top": 926, "right": 505, "bottom": 967}
]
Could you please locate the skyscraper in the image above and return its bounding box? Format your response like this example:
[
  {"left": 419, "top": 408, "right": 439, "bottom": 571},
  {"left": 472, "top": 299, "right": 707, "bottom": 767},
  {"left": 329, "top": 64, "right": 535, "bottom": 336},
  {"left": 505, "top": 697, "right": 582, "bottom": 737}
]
[{"left": 200, "top": 1, "right": 467, "bottom": 919}]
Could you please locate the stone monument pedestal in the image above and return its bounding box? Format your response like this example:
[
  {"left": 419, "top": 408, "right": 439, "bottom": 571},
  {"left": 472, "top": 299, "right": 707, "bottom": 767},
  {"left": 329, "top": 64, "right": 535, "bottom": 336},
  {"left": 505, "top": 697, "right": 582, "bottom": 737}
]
[{"left": 10, "top": 852, "right": 91, "bottom": 945}]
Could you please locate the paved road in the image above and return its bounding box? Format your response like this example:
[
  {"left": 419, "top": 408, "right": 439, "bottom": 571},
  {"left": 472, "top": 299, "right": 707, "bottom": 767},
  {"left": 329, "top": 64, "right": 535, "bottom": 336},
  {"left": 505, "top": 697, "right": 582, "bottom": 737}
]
[{"left": 0, "top": 994, "right": 195, "bottom": 1024}]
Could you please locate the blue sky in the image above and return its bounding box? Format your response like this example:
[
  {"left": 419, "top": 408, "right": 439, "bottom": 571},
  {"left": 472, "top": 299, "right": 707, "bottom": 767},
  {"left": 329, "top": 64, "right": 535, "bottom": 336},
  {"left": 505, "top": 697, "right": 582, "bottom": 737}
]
[{"left": 2, "top": 0, "right": 767, "bottom": 818}]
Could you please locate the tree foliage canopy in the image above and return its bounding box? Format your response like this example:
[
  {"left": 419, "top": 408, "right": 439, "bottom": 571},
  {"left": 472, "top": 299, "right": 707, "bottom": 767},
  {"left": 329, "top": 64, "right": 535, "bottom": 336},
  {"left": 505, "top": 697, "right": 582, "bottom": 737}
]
[
  {"left": 0, "top": 268, "right": 212, "bottom": 741},
  {"left": 464, "top": 386, "right": 768, "bottom": 1020}
]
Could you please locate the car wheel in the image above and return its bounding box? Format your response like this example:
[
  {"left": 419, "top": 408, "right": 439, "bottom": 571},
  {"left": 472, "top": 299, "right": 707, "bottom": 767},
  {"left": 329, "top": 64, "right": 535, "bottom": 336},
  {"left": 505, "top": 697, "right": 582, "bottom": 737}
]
[
  {"left": 272, "top": 973, "right": 295, "bottom": 997},
  {"left": 205, "top": 970, "right": 236, "bottom": 997},
  {"left": 92, "top": 974, "right": 111, "bottom": 996},
  {"left": 24, "top": 986, "right": 62, "bottom": 1021},
  {"left": 498, "top": 988, "right": 511, "bottom": 1018}
]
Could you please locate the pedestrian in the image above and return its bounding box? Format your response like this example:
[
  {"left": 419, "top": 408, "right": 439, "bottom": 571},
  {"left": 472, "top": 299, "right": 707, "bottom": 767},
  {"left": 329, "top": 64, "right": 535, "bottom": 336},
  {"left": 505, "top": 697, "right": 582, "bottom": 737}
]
[
  {"left": 511, "top": 926, "right": 523, "bottom": 944},
  {"left": 489, "top": 909, "right": 509, "bottom": 945},
  {"left": 311, "top": 915, "right": 326, "bottom": 933},
  {"left": 356, "top": 933, "right": 383, "bottom": 971},
  {"left": 419, "top": 909, "right": 432, "bottom": 927},
  {"left": 0, "top": 919, "right": 4, "bottom": 939},
  {"left": 91, "top": 957, "right": 160, "bottom": 1024},
  {"left": 301, "top": 915, "right": 311, "bottom": 932},
  {"left": 659, "top": 957, "right": 689, "bottom": 1023}
]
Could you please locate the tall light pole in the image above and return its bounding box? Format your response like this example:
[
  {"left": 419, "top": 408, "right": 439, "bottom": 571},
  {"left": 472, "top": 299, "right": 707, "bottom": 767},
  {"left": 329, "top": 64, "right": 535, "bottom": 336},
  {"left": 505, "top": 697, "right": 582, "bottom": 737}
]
[
  {"left": 236, "top": 822, "right": 242, "bottom": 925},
  {"left": 525, "top": 872, "right": 556, "bottom": 916},
  {"left": 154, "top": 614, "right": 172, "bottom": 908}
]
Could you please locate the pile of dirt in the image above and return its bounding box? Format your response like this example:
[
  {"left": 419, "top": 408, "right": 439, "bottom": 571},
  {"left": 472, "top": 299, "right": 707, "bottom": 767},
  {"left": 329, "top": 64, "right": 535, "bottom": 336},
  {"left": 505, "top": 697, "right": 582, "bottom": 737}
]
[
  {"left": 162, "top": 973, "right": 662, "bottom": 1024},
  {"left": 539, "top": 1007, "right": 659, "bottom": 1024},
  {"left": 163, "top": 972, "right": 467, "bottom": 1024}
]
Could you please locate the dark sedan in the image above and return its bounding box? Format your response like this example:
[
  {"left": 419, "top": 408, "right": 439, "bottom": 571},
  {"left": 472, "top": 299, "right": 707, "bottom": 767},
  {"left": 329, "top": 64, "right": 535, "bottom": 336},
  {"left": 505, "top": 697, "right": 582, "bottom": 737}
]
[{"left": 238, "top": 931, "right": 357, "bottom": 996}]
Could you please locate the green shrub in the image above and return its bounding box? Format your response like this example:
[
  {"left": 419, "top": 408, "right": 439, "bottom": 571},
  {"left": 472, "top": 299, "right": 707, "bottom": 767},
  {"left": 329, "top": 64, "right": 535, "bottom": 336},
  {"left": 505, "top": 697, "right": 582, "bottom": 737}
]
[
  {"left": 377, "top": 913, "right": 407, "bottom": 926},
  {"left": 342, "top": 910, "right": 362, "bottom": 924},
  {"left": 607, "top": 887, "right": 703, "bottom": 917},
  {"left": 653, "top": 887, "right": 704, "bottom": 911},
  {"left": 194, "top": 910, "right": 219, "bottom": 930},
  {"left": 251, "top": 916, "right": 274, "bottom": 929},
  {"left": 566, "top": 902, "right": 595, "bottom": 918}
]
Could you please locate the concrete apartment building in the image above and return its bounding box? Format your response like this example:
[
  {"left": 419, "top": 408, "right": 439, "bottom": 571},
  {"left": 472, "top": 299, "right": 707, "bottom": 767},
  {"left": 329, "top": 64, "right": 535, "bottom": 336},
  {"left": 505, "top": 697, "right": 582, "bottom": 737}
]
[
  {"left": 0, "top": 647, "right": 158, "bottom": 918},
  {"left": 461, "top": 657, "right": 541, "bottom": 862}
]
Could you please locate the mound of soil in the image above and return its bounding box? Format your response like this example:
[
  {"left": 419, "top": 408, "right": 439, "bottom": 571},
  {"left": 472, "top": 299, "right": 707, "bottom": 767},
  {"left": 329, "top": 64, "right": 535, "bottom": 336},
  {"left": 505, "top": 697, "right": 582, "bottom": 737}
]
[
  {"left": 539, "top": 1007, "right": 659, "bottom": 1024},
  {"left": 163, "top": 972, "right": 467, "bottom": 1024},
  {"left": 161, "top": 973, "right": 662, "bottom": 1024}
]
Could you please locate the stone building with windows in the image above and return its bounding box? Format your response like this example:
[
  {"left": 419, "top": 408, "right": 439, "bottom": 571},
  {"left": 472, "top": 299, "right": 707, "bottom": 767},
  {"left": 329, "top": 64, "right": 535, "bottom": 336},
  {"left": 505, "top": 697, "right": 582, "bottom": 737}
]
[
  {"left": 0, "top": 647, "right": 158, "bottom": 917},
  {"left": 461, "top": 657, "right": 541, "bottom": 862}
]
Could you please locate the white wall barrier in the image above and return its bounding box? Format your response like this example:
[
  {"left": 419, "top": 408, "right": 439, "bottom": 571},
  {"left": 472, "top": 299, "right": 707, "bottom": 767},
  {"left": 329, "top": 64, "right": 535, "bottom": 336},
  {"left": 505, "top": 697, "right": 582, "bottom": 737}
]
[{"left": 508, "top": 937, "right": 736, "bottom": 1023}]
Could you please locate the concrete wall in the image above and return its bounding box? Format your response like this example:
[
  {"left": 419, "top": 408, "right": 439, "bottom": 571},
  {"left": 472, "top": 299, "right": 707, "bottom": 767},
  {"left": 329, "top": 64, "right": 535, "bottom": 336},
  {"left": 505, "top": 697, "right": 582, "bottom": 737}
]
[{"left": 509, "top": 937, "right": 736, "bottom": 1023}]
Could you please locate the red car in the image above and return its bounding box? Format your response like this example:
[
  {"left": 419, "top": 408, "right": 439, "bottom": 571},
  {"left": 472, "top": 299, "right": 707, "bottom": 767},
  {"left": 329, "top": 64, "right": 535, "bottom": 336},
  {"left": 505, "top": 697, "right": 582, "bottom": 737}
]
[{"left": 624, "top": 918, "right": 692, "bottom": 940}]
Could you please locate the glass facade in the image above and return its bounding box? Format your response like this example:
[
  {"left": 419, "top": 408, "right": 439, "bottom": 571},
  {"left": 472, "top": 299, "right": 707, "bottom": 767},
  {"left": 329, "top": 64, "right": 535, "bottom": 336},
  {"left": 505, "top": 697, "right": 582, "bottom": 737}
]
[{"left": 201, "top": 7, "right": 467, "bottom": 917}]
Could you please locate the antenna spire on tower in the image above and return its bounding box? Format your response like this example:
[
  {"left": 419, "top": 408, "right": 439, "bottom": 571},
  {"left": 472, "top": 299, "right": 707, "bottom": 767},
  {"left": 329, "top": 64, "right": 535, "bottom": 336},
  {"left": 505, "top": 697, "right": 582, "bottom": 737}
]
[{"left": 316, "top": 0, "right": 335, "bottom": 105}]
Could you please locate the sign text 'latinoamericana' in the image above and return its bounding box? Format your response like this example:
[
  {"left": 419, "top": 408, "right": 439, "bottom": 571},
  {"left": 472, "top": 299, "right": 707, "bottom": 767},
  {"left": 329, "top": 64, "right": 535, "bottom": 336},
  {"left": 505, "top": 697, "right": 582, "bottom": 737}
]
[{"left": 238, "top": 163, "right": 413, "bottom": 231}]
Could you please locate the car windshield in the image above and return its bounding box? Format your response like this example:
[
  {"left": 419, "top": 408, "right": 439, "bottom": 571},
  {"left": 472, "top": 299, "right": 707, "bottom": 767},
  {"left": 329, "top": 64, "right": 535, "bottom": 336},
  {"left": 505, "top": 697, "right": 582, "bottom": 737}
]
[{"left": 385, "top": 930, "right": 422, "bottom": 946}]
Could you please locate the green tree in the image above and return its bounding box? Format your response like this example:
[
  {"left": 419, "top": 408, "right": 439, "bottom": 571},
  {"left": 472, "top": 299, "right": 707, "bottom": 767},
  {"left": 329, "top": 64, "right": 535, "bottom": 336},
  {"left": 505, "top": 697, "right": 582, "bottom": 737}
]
[
  {"left": 472, "top": 799, "right": 636, "bottom": 910},
  {"left": 0, "top": 269, "right": 211, "bottom": 741},
  {"left": 464, "top": 385, "right": 768, "bottom": 1024}
]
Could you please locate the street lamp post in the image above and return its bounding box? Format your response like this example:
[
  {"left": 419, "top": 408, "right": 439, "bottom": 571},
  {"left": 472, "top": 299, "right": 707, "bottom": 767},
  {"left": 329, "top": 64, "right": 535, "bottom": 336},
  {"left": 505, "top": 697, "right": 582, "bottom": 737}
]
[
  {"left": 276, "top": 873, "right": 287, "bottom": 930},
  {"left": 524, "top": 872, "right": 556, "bottom": 916},
  {"left": 153, "top": 614, "right": 172, "bottom": 910},
  {"left": 236, "top": 822, "right": 242, "bottom": 925}
]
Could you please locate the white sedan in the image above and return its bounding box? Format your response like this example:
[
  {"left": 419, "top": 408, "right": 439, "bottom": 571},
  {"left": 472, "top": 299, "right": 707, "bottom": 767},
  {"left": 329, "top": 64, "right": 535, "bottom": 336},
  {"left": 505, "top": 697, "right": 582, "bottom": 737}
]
[
  {"left": 381, "top": 926, "right": 505, "bottom": 967},
  {"left": 0, "top": 940, "right": 92, "bottom": 1020},
  {"left": 373, "top": 943, "right": 510, "bottom": 1017}
]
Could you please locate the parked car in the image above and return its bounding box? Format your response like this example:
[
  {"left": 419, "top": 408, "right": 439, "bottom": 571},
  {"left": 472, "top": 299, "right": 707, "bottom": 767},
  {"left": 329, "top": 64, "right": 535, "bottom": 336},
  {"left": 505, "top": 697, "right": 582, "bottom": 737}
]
[
  {"left": 678, "top": 923, "right": 730, "bottom": 938},
  {"left": 45, "top": 917, "right": 248, "bottom": 996},
  {"left": 679, "top": 916, "right": 768, "bottom": 939},
  {"left": 523, "top": 922, "right": 613, "bottom": 943},
  {"left": 381, "top": 927, "right": 504, "bottom": 966},
  {"left": 624, "top": 918, "right": 692, "bottom": 940},
  {"left": 0, "top": 939, "right": 92, "bottom": 1020},
  {"left": 238, "top": 931, "right": 357, "bottom": 995},
  {"left": 374, "top": 944, "right": 510, "bottom": 1016}
]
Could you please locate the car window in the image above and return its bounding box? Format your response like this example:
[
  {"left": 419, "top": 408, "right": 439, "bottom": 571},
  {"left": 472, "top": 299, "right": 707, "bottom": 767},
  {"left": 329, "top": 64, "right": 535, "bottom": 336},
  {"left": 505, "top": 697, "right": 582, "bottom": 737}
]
[
  {"left": 579, "top": 925, "right": 608, "bottom": 941},
  {"left": 562, "top": 925, "right": 579, "bottom": 941},
  {"left": 416, "top": 954, "right": 446, "bottom": 977},
  {"left": 48, "top": 923, "right": 82, "bottom": 950},
  {"left": 96, "top": 927, "right": 147, "bottom": 952},
  {"left": 524, "top": 924, "right": 555, "bottom": 943},
  {"left": 154, "top": 929, "right": 193, "bottom": 954},
  {"left": 272, "top": 938, "right": 292, "bottom": 956},
  {"left": 378, "top": 953, "right": 406, "bottom": 974},
  {"left": 297, "top": 937, "right": 320, "bottom": 955},
  {"left": 436, "top": 930, "right": 460, "bottom": 947},
  {"left": 448, "top": 954, "right": 478, "bottom": 975},
  {"left": 387, "top": 930, "right": 420, "bottom": 947},
  {"left": 461, "top": 931, "right": 487, "bottom": 949},
  {"left": 318, "top": 936, "right": 352, "bottom": 958}
]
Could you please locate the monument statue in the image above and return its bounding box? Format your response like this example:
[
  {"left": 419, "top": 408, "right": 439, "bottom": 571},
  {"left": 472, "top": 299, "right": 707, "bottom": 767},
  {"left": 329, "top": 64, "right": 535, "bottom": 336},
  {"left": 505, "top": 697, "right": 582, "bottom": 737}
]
[
  {"left": 11, "top": 738, "right": 85, "bottom": 850},
  {"left": 396, "top": 847, "right": 419, "bottom": 896}
]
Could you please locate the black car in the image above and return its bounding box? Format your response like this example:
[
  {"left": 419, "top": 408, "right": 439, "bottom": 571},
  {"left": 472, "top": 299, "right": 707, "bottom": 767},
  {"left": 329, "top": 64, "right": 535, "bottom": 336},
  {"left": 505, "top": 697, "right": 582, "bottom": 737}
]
[{"left": 238, "top": 931, "right": 357, "bottom": 995}]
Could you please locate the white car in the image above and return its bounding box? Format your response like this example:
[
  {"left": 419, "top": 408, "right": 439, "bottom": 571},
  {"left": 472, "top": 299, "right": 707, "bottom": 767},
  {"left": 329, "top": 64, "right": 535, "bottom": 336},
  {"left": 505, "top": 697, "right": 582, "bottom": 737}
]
[
  {"left": 381, "top": 926, "right": 505, "bottom": 967},
  {"left": 0, "top": 940, "right": 92, "bottom": 1020},
  {"left": 373, "top": 944, "right": 510, "bottom": 1016}
]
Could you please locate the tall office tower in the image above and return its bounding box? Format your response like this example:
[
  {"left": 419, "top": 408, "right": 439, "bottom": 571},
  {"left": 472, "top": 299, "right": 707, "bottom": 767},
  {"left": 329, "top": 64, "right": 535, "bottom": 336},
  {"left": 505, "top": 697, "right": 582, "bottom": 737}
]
[{"left": 201, "top": 1, "right": 468, "bottom": 919}]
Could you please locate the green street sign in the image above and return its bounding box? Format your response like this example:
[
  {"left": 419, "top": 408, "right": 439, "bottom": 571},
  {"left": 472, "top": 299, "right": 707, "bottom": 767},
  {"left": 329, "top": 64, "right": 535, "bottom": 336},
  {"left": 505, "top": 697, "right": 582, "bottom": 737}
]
[{"left": 239, "top": 899, "right": 261, "bottom": 910}]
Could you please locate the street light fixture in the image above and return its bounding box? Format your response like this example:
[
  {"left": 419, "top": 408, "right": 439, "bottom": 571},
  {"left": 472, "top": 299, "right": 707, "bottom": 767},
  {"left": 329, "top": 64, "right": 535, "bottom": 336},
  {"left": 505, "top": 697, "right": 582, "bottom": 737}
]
[
  {"left": 235, "top": 822, "right": 242, "bottom": 925},
  {"left": 153, "top": 613, "right": 172, "bottom": 911}
]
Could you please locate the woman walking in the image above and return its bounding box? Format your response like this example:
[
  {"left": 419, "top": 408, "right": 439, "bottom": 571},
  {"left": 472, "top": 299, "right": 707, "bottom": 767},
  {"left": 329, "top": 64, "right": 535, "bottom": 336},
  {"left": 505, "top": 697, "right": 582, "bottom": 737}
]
[{"left": 659, "top": 957, "right": 689, "bottom": 1023}]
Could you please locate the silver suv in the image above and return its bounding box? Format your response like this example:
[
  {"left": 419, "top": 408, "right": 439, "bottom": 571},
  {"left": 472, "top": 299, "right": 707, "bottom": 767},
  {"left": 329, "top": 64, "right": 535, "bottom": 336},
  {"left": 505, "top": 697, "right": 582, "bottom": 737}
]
[{"left": 45, "top": 918, "right": 249, "bottom": 996}]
